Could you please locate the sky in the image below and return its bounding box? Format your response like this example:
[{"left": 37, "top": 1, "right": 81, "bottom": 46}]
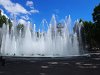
[{"left": 0, "top": 0, "right": 100, "bottom": 30}]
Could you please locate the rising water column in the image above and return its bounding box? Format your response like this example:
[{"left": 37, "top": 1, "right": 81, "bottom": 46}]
[{"left": 0, "top": 15, "right": 81, "bottom": 57}]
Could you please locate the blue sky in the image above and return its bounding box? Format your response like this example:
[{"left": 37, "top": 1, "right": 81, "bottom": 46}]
[{"left": 0, "top": 0, "right": 100, "bottom": 30}]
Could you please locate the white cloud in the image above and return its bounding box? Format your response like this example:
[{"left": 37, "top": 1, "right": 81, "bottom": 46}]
[
  {"left": 0, "top": 0, "right": 39, "bottom": 24},
  {"left": 18, "top": 19, "right": 27, "bottom": 25},
  {"left": 0, "top": 0, "right": 28, "bottom": 14},
  {"left": 30, "top": 9, "right": 39, "bottom": 13},
  {"left": 0, "top": 8, "right": 9, "bottom": 18},
  {"left": 21, "top": 15, "right": 29, "bottom": 20},
  {"left": 26, "top": 1, "right": 33, "bottom": 7},
  {"left": 26, "top": 1, "right": 39, "bottom": 14},
  {"left": 0, "top": 0, "right": 39, "bottom": 15}
]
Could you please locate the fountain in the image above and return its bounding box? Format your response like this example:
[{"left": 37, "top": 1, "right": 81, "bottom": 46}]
[{"left": 0, "top": 15, "right": 83, "bottom": 57}]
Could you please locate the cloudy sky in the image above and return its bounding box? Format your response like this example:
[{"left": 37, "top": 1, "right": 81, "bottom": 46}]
[{"left": 0, "top": 0, "right": 100, "bottom": 30}]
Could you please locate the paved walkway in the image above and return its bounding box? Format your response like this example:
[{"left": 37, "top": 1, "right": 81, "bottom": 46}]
[{"left": 0, "top": 56, "right": 100, "bottom": 75}]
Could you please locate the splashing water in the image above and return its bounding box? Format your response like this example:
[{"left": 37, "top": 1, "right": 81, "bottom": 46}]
[{"left": 0, "top": 15, "right": 83, "bottom": 57}]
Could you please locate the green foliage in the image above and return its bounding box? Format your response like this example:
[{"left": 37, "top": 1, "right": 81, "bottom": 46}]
[
  {"left": 0, "top": 11, "right": 12, "bottom": 28},
  {"left": 94, "top": 25, "right": 100, "bottom": 45},
  {"left": 79, "top": 20, "right": 95, "bottom": 52},
  {"left": 92, "top": 3, "right": 100, "bottom": 46},
  {"left": 17, "top": 23, "right": 24, "bottom": 31},
  {"left": 80, "top": 3, "right": 100, "bottom": 52},
  {"left": 82, "top": 21, "right": 95, "bottom": 45},
  {"left": 16, "top": 24, "right": 24, "bottom": 35},
  {"left": 92, "top": 4, "right": 100, "bottom": 25},
  {"left": 0, "top": 14, "right": 7, "bottom": 27}
]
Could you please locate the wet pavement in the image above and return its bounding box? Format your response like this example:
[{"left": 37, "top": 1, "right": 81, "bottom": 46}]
[{"left": 0, "top": 56, "right": 100, "bottom": 75}]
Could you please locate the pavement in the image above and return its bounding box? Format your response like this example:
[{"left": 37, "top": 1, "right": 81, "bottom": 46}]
[{"left": 0, "top": 55, "right": 100, "bottom": 75}]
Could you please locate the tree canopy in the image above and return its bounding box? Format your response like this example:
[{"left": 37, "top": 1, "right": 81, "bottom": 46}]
[
  {"left": 80, "top": 3, "right": 100, "bottom": 52},
  {"left": 0, "top": 10, "right": 12, "bottom": 28},
  {"left": 92, "top": 4, "right": 100, "bottom": 47},
  {"left": 92, "top": 4, "right": 100, "bottom": 25},
  {"left": 0, "top": 14, "right": 7, "bottom": 27}
]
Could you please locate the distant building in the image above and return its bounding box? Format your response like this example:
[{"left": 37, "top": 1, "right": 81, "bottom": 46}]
[
  {"left": 50, "top": 23, "right": 64, "bottom": 39},
  {"left": 0, "top": 10, "right": 2, "bottom": 47},
  {"left": 56, "top": 23, "right": 64, "bottom": 36},
  {"left": 0, "top": 10, "right": 1, "bottom": 15}
]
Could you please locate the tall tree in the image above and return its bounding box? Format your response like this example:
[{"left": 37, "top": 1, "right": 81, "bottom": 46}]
[
  {"left": 92, "top": 4, "right": 100, "bottom": 25},
  {"left": 0, "top": 10, "right": 13, "bottom": 29},
  {"left": 92, "top": 4, "right": 100, "bottom": 47},
  {"left": 0, "top": 14, "right": 7, "bottom": 27}
]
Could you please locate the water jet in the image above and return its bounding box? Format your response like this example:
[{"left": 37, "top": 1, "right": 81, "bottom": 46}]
[{"left": 0, "top": 15, "right": 83, "bottom": 57}]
